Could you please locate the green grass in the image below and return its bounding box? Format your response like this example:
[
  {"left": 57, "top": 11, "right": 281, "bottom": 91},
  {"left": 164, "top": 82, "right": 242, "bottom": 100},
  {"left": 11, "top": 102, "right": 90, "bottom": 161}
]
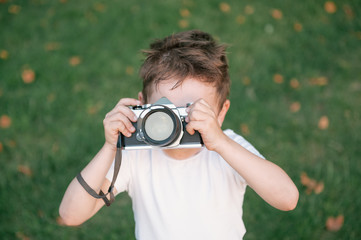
[{"left": 1, "top": 0, "right": 360, "bottom": 239}]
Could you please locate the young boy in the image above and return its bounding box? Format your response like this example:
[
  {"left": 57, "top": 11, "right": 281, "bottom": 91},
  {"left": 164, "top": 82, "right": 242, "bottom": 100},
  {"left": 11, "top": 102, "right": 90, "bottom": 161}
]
[{"left": 59, "top": 30, "right": 299, "bottom": 239}]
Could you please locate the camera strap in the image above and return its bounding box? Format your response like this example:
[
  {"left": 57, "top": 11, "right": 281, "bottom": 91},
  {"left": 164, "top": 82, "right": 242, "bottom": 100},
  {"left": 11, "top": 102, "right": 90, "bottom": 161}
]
[{"left": 76, "top": 137, "right": 123, "bottom": 207}]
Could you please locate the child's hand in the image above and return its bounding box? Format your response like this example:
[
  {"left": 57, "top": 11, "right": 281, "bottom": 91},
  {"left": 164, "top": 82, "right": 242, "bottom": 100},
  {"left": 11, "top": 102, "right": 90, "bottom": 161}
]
[
  {"left": 185, "top": 99, "right": 227, "bottom": 152},
  {"left": 103, "top": 98, "right": 141, "bottom": 150}
]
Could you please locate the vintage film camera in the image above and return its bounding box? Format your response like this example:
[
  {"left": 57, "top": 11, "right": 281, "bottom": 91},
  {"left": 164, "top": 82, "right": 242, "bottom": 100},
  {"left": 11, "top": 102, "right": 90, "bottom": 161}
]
[{"left": 118, "top": 97, "right": 203, "bottom": 149}]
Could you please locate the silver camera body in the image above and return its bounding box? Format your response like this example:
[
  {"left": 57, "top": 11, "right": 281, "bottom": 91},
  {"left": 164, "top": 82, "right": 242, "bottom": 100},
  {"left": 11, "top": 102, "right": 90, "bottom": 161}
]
[{"left": 118, "top": 97, "right": 203, "bottom": 150}]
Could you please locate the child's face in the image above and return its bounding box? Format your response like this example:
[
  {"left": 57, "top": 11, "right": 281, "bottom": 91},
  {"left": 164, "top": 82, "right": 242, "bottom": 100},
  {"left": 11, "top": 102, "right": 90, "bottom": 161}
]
[
  {"left": 147, "top": 77, "right": 220, "bottom": 115},
  {"left": 140, "top": 77, "right": 225, "bottom": 160}
]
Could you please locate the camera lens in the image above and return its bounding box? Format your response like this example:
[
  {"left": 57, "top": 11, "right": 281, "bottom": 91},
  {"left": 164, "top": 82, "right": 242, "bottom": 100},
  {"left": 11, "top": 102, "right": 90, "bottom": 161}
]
[{"left": 144, "top": 111, "right": 174, "bottom": 141}]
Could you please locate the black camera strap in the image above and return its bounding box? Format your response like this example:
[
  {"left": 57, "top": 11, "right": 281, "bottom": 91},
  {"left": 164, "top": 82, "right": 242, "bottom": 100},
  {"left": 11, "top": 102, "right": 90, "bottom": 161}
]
[{"left": 76, "top": 137, "right": 123, "bottom": 207}]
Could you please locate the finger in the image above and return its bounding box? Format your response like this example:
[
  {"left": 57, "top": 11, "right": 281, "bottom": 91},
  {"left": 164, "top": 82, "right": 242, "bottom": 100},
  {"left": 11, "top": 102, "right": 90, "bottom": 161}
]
[
  {"left": 107, "top": 120, "right": 133, "bottom": 137},
  {"left": 107, "top": 105, "right": 138, "bottom": 122},
  {"left": 106, "top": 112, "right": 136, "bottom": 133},
  {"left": 187, "top": 99, "right": 215, "bottom": 118},
  {"left": 187, "top": 109, "right": 213, "bottom": 122},
  {"left": 116, "top": 98, "right": 141, "bottom": 107}
]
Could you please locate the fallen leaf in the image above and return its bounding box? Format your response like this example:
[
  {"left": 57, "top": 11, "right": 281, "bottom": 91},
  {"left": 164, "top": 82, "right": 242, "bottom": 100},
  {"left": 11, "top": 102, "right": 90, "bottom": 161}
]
[
  {"left": 8, "top": 4, "right": 20, "bottom": 14},
  {"left": 290, "top": 78, "right": 300, "bottom": 89},
  {"left": 94, "top": 3, "right": 106, "bottom": 12},
  {"left": 244, "top": 5, "right": 254, "bottom": 15},
  {"left": 15, "top": 232, "right": 30, "bottom": 240},
  {"left": 314, "top": 181, "right": 324, "bottom": 194},
  {"left": 180, "top": 8, "right": 190, "bottom": 17},
  {"left": 125, "top": 66, "right": 134, "bottom": 76},
  {"left": 219, "top": 3, "right": 231, "bottom": 13},
  {"left": 0, "top": 115, "right": 11, "bottom": 128},
  {"left": 178, "top": 19, "right": 189, "bottom": 28},
  {"left": 69, "top": 56, "right": 81, "bottom": 66},
  {"left": 326, "top": 215, "right": 344, "bottom": 231},
  {"left": 309, "top": 76, "right": 328, "bottom": 86},
  {"left": 88, "top": 102, "right": 103, "bottom": 115},
  {"left": 300, "top": 172, "right": 324, "bottom": 194},
  {"left": 47, "top": 93, "right": 56, "bottom": 102},
  {"left": 45, "top": 42, "right": 61, "bottom": 51},
  {"left": 318, "top": 116, "right": 329, "bottom": 130},
  {"left": 294, "top": 22, "right": 303, "bottom": 32},
  {"left": 271, "top": 9, "right": 283, "bottom": 19},
  {"left": 343, "top": 4, "right": 354, "bottom": 19},
  {"left": 7, "top": 140, "right": 16, "bottom": 148},
  {"left": 236, "top": 15, "right": 245, "bottom": 24},
  {"left": 290, "top": 102, "right": 301, "bottom": 113},
  {"left": 18, "top": 165, "right": 33, "bottom": 177},
  {"left": 0, "top": 49, "right": 8, "bottom": 59},
  {"left": 0, "top": 142, "right": 3, "bottom": 152},
  {"left": 273, "top": 74, "right": 284, "bottom": 84},
  {"left": 22, "top": 69, "right": 35, "bottom": 84},
  {"left": 242, "top": 76, "right": 251, "bottom": 85},
  {"left": 325, "top": 1, "right": 337, "bottom": 14},
  {"left": 240, "top": 123, "right": 250, "bottom": 136}
]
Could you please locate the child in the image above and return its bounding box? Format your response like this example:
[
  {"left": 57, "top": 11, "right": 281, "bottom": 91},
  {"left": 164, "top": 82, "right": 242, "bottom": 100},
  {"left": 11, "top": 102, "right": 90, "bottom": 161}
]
[{"left": 59, "top": 30, "right": 299, "bottom": 239}]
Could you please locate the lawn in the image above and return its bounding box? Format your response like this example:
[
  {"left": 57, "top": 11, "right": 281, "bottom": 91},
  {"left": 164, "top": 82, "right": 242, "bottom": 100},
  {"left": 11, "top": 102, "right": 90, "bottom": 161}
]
[{"left": 1, "top": 0, "right": 360, "bottom": 239}]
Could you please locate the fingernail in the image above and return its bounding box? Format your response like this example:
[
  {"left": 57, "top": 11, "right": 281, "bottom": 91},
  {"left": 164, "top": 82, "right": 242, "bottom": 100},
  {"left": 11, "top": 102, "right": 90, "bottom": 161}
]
[{"left": 130, "top": 126, "right": 135, "bottom": 132}]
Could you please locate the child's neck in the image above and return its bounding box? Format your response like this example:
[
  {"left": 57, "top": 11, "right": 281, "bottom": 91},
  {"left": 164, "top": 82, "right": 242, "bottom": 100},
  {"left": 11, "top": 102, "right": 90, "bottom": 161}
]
[{"left": 162, "top": 148, "right": 202, "bottom": 160}]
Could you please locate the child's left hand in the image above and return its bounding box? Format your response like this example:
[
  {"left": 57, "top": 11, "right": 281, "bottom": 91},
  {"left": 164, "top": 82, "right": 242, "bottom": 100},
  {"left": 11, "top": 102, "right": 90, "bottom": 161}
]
[{"left": 185, "top": 99, "right": 226, "bottom": 152}]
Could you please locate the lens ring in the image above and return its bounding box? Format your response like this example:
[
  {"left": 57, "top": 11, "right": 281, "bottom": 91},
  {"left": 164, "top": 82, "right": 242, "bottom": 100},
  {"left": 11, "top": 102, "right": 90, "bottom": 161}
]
[{"left": 142, "top": 107, "right": 181, "bottom": 146}]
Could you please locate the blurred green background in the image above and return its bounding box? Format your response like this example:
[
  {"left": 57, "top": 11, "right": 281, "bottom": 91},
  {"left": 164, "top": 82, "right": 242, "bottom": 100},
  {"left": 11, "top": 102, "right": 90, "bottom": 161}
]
[{"left": 1, "top": 0, "right": 360, "bottom": 239}]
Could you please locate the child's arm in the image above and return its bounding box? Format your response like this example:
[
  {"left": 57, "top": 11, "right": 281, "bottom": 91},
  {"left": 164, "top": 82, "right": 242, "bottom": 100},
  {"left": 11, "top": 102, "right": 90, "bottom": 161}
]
[
  {"left": 186, "top": 99, "right": 299, "bottom": 211},
  {"left": 59, "top": 98, "right": 141, "bottom": 225}
]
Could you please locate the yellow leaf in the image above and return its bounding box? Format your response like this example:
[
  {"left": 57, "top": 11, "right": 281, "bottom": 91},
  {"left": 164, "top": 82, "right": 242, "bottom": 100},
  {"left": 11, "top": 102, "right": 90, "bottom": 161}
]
[
  {"left": 318, "top": 116, "right": 329, "bottom": 130},
  {"left": 178, "top": 19, "right": 189, "bottom": 29},
  {"left": 244, "top": 5, "right": 254, "bottom": 15},
  {"left": 294, "top": 22, "right": 303, "bottom": 32},
  {"left": 45, "top": 42, "right": 61, "bottom": 51},
  {"left": 69, "top": 56, "right": 81, "bottom": 66},
  {"left": 290, "top": 102, "right": 301, "bottom": 113},
  {"left": 22, "top": 69, "right": 35, "bottom": 84},
  {"left": 8, "top": 5, "right": 21, "bottom": 14},
  {"left": 271, "top": 9, "right": 283, "bottom": 19},
  {"left": 240, "top": 123, "right": 250, "bottom": 136},
  {"left": 0, "top": 50, "right": 9, "bottom": 59},
  {"left": 219, "top": 3, "right": 231, "bottom": 13},
  {"left": 343, "top": 4, "right": 354, "bottom": 19},
  {"left": 326, "top": 215, "right": 344, "bottom": 231},
  {"left": 126, "top": 66, "right": 134, "bottom": 76},
  {"left": 242, "top": 76, "right": 251, "bottom": 85},
  {"left": 236, "top": 15, "right": 246, "bottom": 25},
  {"left": 18, "top": 165, "right": 33, "bottom": 177},
  {"left": 324, "top": 1, "right": 337, "bottom": 14},
  {"left": 290, "top": 78, "right": 300, "bottom": 89},
  {"left": 180, "top": 8, "right": 190, "bottom": 18},
  {"left": 0, "top": 115, "right": 11, "bottom": 128},
  {"left": 273, "top": 74, "right": 284, "bottom": 84},
  {"left": 309, "top": 76, "right": 328, "bottom": 86}
]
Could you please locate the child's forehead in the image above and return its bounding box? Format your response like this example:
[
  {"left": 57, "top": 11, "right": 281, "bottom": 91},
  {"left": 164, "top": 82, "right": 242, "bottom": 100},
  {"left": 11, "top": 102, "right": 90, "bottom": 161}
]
[{"left": 148, "top": 78, "right": 219, "bottom": 107}]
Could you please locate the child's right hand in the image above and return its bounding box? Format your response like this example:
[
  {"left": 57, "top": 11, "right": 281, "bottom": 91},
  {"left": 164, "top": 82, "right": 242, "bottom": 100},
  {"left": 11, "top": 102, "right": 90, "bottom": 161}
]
[{"left": 103, "top": 98, "right": 141, "bottom": 150}]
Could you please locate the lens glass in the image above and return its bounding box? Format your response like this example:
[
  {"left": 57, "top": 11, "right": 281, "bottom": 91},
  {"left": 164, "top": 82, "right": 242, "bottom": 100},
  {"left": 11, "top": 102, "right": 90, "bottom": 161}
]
[{"left": 144, "top": 111, "right": 174, "bottom": 141}]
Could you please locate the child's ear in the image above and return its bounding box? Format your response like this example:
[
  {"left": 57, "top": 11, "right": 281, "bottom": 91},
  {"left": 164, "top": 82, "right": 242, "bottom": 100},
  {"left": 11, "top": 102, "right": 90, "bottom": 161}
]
[
  {"left": 138, "top": 92, "right": 145, "bottom": 104},
  {"left": 217, "top": 99, "right": 230, "bottom": 126}
]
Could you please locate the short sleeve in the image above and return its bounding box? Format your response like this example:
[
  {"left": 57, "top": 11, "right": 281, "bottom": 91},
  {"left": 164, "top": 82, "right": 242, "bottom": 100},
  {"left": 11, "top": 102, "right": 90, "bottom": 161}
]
[
  {"left": 105, "top": 150, "right": 131, "bottom": 195},
  {"left": 224, "top": 129, "right": 265, "bottom": 159}
]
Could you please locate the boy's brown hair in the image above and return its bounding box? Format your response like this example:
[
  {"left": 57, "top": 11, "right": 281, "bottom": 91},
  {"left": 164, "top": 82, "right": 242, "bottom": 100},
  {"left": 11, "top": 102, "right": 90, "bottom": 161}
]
[{"left": 140, "top": 30, "right": 230, "bottom": 109}]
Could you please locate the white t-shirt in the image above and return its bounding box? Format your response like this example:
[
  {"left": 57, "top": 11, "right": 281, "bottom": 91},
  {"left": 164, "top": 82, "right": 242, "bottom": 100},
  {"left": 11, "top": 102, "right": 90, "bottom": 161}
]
[{"left": 106, "top": 129, "right": 264, "bottom": 240}]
